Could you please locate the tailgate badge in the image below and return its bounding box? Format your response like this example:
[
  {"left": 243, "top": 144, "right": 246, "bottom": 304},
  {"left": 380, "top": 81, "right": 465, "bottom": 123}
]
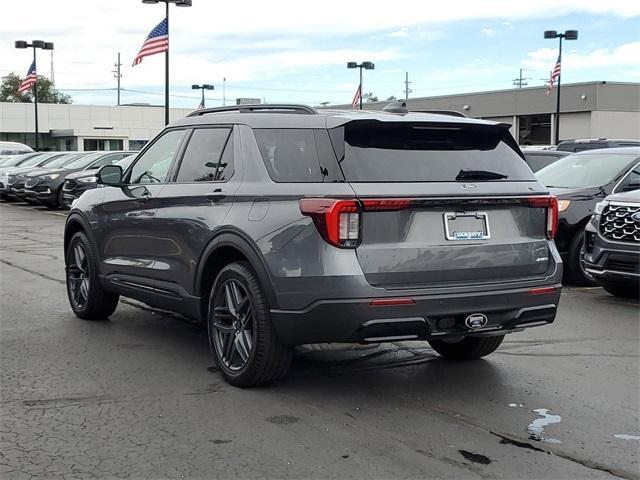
[
  {"left": 465, "top": 313, "right": 488, "bottom": 329},
  {"left": 460, "top": 183, "right": 478, "bottom": 191}
]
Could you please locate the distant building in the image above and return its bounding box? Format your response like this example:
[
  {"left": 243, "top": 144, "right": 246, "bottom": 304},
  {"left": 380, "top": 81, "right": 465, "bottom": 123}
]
[{"left": 331, "top": 81, "right": 640, "bottom": 145}]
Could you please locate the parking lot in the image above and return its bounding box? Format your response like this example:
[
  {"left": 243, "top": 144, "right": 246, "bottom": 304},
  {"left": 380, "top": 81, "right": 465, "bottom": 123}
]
[{"left": 0, "top": 200, "right": 638, "bottom": 479}]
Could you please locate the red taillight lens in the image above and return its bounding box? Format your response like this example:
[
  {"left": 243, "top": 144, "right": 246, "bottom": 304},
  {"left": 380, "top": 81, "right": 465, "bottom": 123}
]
[
  {"left": 300, "top": 198, "right": 361, "bottom": 248},
  {"left": 528, "top": 196, "right": 558, "bottom": 240},
  {"left": 361, "top": 199, "right": 412, "bottom": 211}
]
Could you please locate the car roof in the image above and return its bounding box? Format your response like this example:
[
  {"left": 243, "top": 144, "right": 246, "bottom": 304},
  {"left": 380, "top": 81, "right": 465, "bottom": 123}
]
[
  {"left": 523, "top": 150, "right": 568, "bottom": 156},
  {"left": 171, "top": 104, "right": 503, "bottom": 130},
  {"left": 559, "top": 138, "right": 640, "bottom": 144},
  {"left": 571, "top": 146, "right": 640, "bottom": 155}
]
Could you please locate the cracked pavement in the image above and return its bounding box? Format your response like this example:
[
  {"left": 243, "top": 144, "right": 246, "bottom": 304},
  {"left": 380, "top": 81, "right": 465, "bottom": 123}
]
[{"left": 1, "top": 201, "right": 639, "bottom": 479}]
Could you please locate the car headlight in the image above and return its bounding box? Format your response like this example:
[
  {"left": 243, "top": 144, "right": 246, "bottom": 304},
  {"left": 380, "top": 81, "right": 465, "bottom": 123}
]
[
  {"left": 78, "top": 176, "right": 98, "bottom": 183},
  {"left": 593, "top": 200, "right": 609, "bottom": 223},
  {"left": 41, "top": 173, "right": 60, "bottom": 181},
  {"left": 557, "top": 200, "right": 571, "bottom": 212}
]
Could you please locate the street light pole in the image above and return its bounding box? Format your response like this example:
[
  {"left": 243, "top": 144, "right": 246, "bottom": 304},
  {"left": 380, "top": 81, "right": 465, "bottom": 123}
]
[
  {"left": 15, "top": 40, "right": 53, "bottom": 152},
  {"left": 544, "top": 29, "right": 578, "bottom": 145},
  {"left": 142, "top": 0, "right": 192, "bottom": 125},
  {"left": 191, "top": 84, "right": 214, "bottom": 109},
  {"left": 347, "top": 61, "right": 375, "bottom": 110}
]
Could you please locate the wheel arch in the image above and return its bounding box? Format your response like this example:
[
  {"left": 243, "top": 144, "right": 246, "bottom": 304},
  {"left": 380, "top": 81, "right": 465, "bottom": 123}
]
[
  {"left": 64, "top": 213, "right": 97, "bottom": 260},
  {"left": 195, "top": 229, "right": 279, "bottom": 318}
]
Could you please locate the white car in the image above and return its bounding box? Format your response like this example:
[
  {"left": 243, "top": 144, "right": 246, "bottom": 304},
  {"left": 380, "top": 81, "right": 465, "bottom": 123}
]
[{"left": 0, "top": 141, "right": 33, "bottom": 163}]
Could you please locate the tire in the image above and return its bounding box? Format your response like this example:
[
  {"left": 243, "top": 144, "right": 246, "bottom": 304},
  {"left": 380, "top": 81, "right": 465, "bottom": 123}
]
[
  {"left": 65, "top": 231, "right": 119, "bottom": 320},
  {"left": 208, "top": 261, "right": 292, "bottom": 387},
  {"left": 428, "top": 335, "right": 505, "bottom": 360},
  {"left": 601, "top": 280, "right": 639, "bottom": 299},
  {"left": 565, "top": 229, "right": 598, "bottom": 286}
]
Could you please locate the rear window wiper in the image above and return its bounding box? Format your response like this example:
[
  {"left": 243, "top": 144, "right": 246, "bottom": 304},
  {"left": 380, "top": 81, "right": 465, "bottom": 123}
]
[{"left": 456, "top": 169, "right": 508, "bottom": 181}]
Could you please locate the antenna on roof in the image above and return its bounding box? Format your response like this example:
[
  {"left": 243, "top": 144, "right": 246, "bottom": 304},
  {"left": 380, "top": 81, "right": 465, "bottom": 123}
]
[{"left": 382, "top": 101, "right": 409, "bottom": 115}]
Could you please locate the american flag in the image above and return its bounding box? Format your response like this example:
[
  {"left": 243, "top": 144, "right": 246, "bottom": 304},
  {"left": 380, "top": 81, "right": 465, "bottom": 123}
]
[
  {"left": 351, "top": 84, "right": 362, "bottom": 109},
  {"left": 545, "top": 55, "right": 561, "bottom": 96},
  {"left": 132, "top": 18, "right": 169, "bottom": 66},
  {"left": 17, "top": 61, "right": 37, "bottom": 94}
]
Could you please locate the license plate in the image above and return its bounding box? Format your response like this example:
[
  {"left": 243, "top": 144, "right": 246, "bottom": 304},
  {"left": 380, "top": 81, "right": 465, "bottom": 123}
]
[{"left": 444, "top": 211, "right": 491, "bottom": 240}]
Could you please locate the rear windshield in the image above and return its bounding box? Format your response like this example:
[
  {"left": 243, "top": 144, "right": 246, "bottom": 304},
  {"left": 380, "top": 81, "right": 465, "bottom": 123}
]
[
  {"left": 536, "top": 153, "right": 638, "bottom": 189},
  {"left": 333, "top": 121, "right": 534, "bottom": 182}
]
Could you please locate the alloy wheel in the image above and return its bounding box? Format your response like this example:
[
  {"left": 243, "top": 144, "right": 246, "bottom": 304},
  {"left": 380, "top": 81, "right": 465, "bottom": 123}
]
[
  {"left": 212, "top": 279, "right": 254, "bottom": 371},
  {"left": 67, "top": 243, "right": 90, "bottom": 309}
]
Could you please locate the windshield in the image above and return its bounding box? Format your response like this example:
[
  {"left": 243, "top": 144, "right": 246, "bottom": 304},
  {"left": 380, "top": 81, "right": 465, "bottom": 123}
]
[
  {"left": 333, "top": 121, "right": 534, "bottom": 182},
  {"left": 0, "top": 153, "right": 38, "bottom": 167},
  {"left": 63, "top": 153, "right": 105, "bottom": 169},
  {"left": 19, "top": 153, "right": 62, "bottom": 167},
  {"left": 536, "top": 153, "right": 638, "bottom": 189},
  {"left": 44, "top": 153, "right": 84, "bottom": 169}
]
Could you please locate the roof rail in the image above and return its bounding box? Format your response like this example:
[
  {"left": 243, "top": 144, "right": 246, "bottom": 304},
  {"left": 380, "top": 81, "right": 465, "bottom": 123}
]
[{"left": 187, "top": 104, "right": 317, "bottom": 117}]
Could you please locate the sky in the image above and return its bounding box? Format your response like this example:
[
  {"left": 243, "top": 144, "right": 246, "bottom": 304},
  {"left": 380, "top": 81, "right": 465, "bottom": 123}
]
[{"left": 0, "top": 0, "right": 638, "bottom": 109}]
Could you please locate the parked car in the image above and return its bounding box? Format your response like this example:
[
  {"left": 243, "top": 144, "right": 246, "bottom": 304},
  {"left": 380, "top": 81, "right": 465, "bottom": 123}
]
[
  {"left": 556, "top": 138, "right": 640, "bottom": 153},
  {"left": 62, "top": 154, "right": 137, "bottom": 208},
  {"left": 582, "top": 189, "right": 640, "bottom": 299},
  {"left": 24, "top": 151, "right": 134, "bottom": 208},
  {"left": 65, "top": 104, "right": 562, "bottom": 387},
  {"left": 523, "top": 150, "right": 569, "bottom": 172},
  {"left": 6, "top": 152, "right": 83, "bottom": 201},
  {"left": 0, "top": 141, "right": 33, "bottom": 162},
  {"left": 536, "top": 147, "right": 640, "bottom": 285},
  {"left": 1, "top": 152, "right": 69, "bottom": 200}
]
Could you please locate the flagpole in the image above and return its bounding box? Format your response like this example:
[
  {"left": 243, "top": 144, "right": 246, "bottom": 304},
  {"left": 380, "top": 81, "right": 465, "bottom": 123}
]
[
  {"left": 554, "top": 36, "right": 563, "bottom": 146},
  {"left": 359, "top": 65, "right": 363, "bottom": 110},
  {"left": 32, "top": 46, "right": 39, "bottom": 151},
  {"left": 165, "top": 1, "right": 169, "bottom": 126}
]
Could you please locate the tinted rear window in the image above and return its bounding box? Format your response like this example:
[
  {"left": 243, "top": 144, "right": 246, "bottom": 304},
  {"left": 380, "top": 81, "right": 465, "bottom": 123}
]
[
  {"left": 333, "top": 121, "right": 533, "bottom": 182},
  {"left": 254, "top": 129, "right": 343, "bottom": 182}
]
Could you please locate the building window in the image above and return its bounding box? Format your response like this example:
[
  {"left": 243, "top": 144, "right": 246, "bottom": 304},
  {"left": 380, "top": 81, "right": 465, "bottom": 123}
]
[{"left": 518, "top": 114, "right": 551, "bottom": 146}]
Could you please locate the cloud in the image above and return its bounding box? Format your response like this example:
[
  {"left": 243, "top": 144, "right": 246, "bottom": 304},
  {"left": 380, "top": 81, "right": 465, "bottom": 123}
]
[
  {"left": 388, "top": 27, "right": 409, "bottom": 38},
  {"left": 522, "top": 41, "right": 640, "bottom": 70},
  {"left": 481, "top": 28, "right": 498, "bottom": 37}
]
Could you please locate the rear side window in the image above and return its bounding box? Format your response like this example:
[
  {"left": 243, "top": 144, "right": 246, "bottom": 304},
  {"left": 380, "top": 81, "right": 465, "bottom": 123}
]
[
  {"left": 176, "top": 128, "right": 233, "bottom": 182},
  {"left": 333, "top": 121, "right": 534, "bottom": 182},
  {"left": 254, "top": 129, "right": 342, "bottom": 182}
]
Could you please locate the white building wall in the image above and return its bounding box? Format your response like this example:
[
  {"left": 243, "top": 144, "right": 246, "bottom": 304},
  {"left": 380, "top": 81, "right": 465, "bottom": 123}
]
[
  {"left": 590, "top": 111, "right": 640, "bottom": 139},
  {"left": 558, "top": 112, "right": 591, "bottom": 141}
]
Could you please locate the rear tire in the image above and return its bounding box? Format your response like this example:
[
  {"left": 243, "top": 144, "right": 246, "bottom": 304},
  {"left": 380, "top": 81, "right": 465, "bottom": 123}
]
[
  {"left": 566, "top": 229, "right": 598, "bottom": 286},
  {"left": 428, "top": 335, "right": 505, "bottom": 360},
  {"left": 208, "top": 262, "right": 292, "bottom": 387},
  {"left": 65, "top": 231, "right": 119, "bottom": 320},
  {"left": 601, "top": 280, "right": 639, "bottom": 299}
]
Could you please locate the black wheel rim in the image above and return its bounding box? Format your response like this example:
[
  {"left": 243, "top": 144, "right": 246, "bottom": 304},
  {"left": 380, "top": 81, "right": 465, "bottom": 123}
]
[
  {"left": 68, "top": 243, "right": 89, "bottom": 309},
  {"left": 212, "top": 279, "right": 254, "bottom": 371}
]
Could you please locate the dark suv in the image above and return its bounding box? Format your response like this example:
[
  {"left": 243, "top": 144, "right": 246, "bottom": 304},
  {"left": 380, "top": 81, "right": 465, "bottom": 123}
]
[{"left": 64, "top": 104, "right": 563, "bottom": 387}]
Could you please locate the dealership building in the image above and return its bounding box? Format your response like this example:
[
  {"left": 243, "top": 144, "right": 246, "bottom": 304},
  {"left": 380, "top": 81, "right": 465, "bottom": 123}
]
[{"left": 0, "top": 81, "right": 638, "bottom": 150}]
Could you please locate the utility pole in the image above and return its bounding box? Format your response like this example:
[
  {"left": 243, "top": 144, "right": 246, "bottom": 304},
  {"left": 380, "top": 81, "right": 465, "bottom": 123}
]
[
  {"left": 404, "top": 71, "right": 412, "bottom": 100},
  {"left": 50, "top": 50, "right": 55, "bottom": 87},
  {"left": 223, "top": 77, "right": 226, "bottom": 106},
  {"left": 112, "top": 52, "right": 122, "bottom": 106},
  {"left": 512, "top": 68, "right": 531, "bottom": 88}
]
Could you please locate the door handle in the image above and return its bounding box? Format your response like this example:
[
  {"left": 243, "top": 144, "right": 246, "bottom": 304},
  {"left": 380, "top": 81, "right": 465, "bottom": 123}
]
[{"left": 206, "top": 188, "right": 226, "bottom": 202}]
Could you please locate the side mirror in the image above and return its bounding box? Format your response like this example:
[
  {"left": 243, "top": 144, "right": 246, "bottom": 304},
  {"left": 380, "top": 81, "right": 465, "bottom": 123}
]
[{"left": 97, "top": 165, "right": 123, "bottom": 187}]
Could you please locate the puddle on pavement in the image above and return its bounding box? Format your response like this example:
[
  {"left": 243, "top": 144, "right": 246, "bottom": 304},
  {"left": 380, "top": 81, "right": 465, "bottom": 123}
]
[
  {"left": 527, "top": 408, "right": 562, "bottom": 444},
  {"left": 614, "top": 434, "right": 640, "bottom": 441}
]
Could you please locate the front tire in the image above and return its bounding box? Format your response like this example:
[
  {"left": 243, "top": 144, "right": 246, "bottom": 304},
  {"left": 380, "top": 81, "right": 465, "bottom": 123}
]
[
  {"left": 428, "top": 335, "right": 505, "bottom": 360},
  {"left": 208, "top": 262, "right": 292, "bottom": 387},
  {"left": 65, "top": 231, "right": 119, "bottom": 320},
  {"left": 566, "top": 230, "right": 598, "bottom": 286}
]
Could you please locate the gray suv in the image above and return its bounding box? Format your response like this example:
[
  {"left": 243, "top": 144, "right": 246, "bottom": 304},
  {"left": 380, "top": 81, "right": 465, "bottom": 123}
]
[{"left": 64, "top": 104, "right": 563, "bottom": 387}]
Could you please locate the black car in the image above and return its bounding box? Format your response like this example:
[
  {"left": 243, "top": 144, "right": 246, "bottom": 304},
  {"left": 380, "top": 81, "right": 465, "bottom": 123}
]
[
  {"left": 24, "top": 151, "right": 133, "bottom": 208},
  {"left": 557, "top": 139, "right": 640, "bottom": 153},
  {"left": 4, "top": 152, "right": 74, "bottom": 201},
  {"left": 523, "top": 150, "right": 569, "bottom": 172},
  {"left": 536, "top": 147, "right": 640, "bottom": 285},
  {"left": 62, "top": 154, "right": 137, "bottom": 208},
  {"left": 582, "top": 189, "right": 639, "bottom": 299}
]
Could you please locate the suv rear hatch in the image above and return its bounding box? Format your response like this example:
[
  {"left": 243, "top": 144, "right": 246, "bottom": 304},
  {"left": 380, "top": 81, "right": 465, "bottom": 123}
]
[{"left": 329, "top": 120, "right": 555, "bottom": 288}]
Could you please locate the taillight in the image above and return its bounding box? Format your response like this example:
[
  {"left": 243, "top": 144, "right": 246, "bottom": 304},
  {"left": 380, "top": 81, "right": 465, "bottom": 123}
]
[
  {"left": 300, "top": 198, "right": 361, "bottom": 248},
  {"left": 528, "top": 196, "right": 558, "bottom": 239},
  {"left": 361, "top": 199, "right": 412, "bottom": 211}
]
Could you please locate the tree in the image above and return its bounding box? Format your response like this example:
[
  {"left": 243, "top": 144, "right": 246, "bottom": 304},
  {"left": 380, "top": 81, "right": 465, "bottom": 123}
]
[
  {"left": 386, "top": 95, "right": 397, "bottom": 101},
  {"left": 0, "top": 73, "right": 72, "bottom": 104},
  {"left": 363, "top": 92, "right": 378, "bottom": 103}
]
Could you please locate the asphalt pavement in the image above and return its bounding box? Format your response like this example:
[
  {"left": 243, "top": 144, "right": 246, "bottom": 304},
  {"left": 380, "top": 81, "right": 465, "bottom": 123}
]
[{"left": 1, "top": 201, "right": 639, "bottom": 480}]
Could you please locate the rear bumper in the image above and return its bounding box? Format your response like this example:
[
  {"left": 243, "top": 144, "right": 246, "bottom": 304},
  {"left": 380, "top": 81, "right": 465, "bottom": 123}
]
[{"left": 271, "top": 285, "right": 561, "bottom": 345}]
